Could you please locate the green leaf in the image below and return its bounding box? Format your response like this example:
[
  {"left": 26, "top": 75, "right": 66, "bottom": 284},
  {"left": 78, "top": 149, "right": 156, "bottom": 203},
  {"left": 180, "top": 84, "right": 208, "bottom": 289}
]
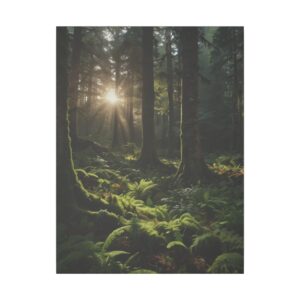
[
  {"left": 167, "top": 240, "right": 187, "bottom": 250},
  {"left": 106, "top": 250, "right": 130, "bottom": 258}
]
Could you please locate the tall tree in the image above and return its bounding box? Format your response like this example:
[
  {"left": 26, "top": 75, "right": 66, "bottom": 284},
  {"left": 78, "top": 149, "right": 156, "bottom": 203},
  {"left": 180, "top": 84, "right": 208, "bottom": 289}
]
[
  {"left": 127, "top": 68, "right": 135, "bottom": 142},
  {"left": 231, "top": 28, "right": 244, "bottom": 152},
  {"left": 176, "top": 27, "right": 210, "bottom": 184},
  {"left": 111, "top": 50, "right": 120, "bottom": 148},
  {"left": 69, "top": 27, "right": 82, "bottom": 143},
  {"left": 57, "top": 27, "right": 101, "bottom": 225},
  {"left": 138, "top": 27, "right": 160, "bottom": 166},
  {"left": 165, "top": 28, "right": 175, "bottom": 156}
]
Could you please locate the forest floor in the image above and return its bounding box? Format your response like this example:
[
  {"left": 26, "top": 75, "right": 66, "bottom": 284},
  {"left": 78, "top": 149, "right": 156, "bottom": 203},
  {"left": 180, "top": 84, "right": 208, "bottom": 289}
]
[{"left": 57, "top": 146, "right": 244, "bottom": 273}]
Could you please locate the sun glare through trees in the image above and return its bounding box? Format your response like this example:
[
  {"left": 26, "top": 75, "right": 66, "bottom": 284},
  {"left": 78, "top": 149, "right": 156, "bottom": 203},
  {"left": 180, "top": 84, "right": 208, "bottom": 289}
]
[{"left": 105, "top": 89, "right": 119, "bottom": 105}]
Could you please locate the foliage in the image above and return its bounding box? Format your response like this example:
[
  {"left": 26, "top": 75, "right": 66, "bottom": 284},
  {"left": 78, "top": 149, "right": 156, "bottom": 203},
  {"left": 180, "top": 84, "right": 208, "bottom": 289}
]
[
  {"left": 190, "top": 233, "right": 222, "bottom": 263},
  {"left": 128, "top": 179, "right": 158, "bottom": 200},
  {"left": 59, "top": 150, "right": 243, "bottom": 273},
  {"left": 208, "top": 252, "right": 243, "bottom": 273}
]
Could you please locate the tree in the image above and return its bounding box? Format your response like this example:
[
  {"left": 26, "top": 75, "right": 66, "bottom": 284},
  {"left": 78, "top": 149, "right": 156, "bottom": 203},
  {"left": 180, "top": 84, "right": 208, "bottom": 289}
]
[
  {"left": 138, "top": 27, "right": 160, "bottom": 166},
  {"left": 165, "top": 28, "right": 175, "bottom": 156},
  {"left": 127, "top": 68, "right": 135, "bottom": 143},
  {"left": 57, "top": 27, "right": 101, "bottom": 225},
  {"left": 210, "top": 27, "right": 244, "bottom": 153},
  {"left": 176, "top": 27, "right": 210, "bottom": 184},
  {"left": 69, "top": 27, "right": 82, "bottom": 143}
]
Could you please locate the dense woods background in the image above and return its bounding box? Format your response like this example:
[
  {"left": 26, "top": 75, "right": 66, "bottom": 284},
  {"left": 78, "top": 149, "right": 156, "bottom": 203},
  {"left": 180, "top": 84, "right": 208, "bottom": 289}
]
[{"left": 57, "top": 26, "right": 244, "bottom": 273}]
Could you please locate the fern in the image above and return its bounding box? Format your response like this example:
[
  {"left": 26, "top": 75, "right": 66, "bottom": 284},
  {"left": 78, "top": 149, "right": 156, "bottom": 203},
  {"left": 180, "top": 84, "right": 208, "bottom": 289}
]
[
  {"left": 208, "top": 253, "right": 243, "bottom": 273},
  {"left": 190, "top": 233, "right": 222, "bottom": 262},
  {"left": 217, "top": 230, "right": 243, "bottom": 253},
  {"left": 128, "top": 179, "right": 158, "bottom": 200},
  {"left": 105, "top": 250, "right": 130, "bottom": 258},
  {"left": 103, "top": 226, "right": 130, "bottom": 251},
  {"left": 167, "top": 241, "right": 187, "bottom": 250}
]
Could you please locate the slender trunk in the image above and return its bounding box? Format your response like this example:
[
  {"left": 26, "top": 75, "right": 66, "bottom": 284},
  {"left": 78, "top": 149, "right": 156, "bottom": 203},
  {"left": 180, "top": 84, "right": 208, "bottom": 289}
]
[
  {"left": 138, "top": 27, "right": 160, "bottom": 166},
  {"left": 112, "top": 53, "right": 120, "bottom": 149},
  {"left": 86, "top": 57, "right": 94, "bottom": 136},
  {"left": 128, "top": 70, "right": 135, "bottom": 143},
  {"left": 69, "top": 27, "right": 82, "bottom": 142},
  {"left": 176, "top": 27, "right": 210, "bottom": 184},
  {"left": 165, "top": 28, "right": 175, "bottom": 156},
  {"left": 162, "top": 113, "right": 168, "bottom": 149}
]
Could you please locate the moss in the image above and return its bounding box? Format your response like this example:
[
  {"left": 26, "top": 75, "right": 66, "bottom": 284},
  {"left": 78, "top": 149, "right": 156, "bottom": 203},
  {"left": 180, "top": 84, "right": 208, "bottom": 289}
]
[{"left": 76, "top": 169, "right": 99, "bottom": 189}]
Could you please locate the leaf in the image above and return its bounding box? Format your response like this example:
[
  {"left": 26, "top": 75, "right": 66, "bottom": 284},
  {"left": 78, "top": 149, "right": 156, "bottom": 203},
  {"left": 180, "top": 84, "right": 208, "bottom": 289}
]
[
  {"left": 106, "top": 250, "right": 130, "bottom": 258},
  {"left": 103, "top": 226, "right": 130, "bottom": 251},
  {"left": 167, "top": 241, "right": 187, "bottom": 250}
]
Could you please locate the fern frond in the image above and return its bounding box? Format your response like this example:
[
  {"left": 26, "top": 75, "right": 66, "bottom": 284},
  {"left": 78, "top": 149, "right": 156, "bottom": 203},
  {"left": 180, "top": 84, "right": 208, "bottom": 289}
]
[
  {"left": 208, "top": 252, "right": 243, "bottom": 273},
  {"left": 103, "top": 226, "right": 130, "bottom": 251},
  {"left": 167, "top": 241, "right": 187, "bottom": 250}
]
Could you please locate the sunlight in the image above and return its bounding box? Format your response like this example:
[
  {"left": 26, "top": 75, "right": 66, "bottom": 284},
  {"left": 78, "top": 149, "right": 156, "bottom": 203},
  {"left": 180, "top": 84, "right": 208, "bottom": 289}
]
[{"left": 105, "top": 89, "right": 119, "bottom": 105}]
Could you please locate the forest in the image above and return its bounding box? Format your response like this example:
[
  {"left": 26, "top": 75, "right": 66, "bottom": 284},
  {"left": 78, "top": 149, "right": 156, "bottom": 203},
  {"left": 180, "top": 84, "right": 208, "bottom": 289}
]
[{"left": 57, "top": 26, "right": 244, "bottom": 274}]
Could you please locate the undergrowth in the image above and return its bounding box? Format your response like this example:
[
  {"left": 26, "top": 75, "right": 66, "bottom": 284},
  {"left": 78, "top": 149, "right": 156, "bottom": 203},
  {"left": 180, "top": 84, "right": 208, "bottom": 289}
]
[{"left": 58, "top": 152, "right": 244, "bottom": 273}]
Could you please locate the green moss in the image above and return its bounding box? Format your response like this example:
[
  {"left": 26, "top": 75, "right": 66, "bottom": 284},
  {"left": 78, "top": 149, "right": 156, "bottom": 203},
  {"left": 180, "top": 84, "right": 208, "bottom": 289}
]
[{"left": 76, "top": 168, "right": 99, "bottom": 189}]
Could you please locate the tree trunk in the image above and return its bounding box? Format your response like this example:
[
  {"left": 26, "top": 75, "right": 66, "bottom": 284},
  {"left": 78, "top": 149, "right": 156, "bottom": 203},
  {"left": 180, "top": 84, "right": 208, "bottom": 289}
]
[
  {"left": 176, "top": 27, "right": 210, "bottom": 184},
  {"left": 138, "top": 27, "right": 160, "bottom": 166},
  {"left": 112, "top": 51, "right": 121, "bottom": 148},
  {"left": 128, "top": 70, "right": 135, "bottom": 143},
  {"left": 232, "top": 28, "right": 243, "bottom": 153},
  {"left": 165, "top": 28, "right": 175, "bottom": 156},
  {"left": 69, "top": 27, "right": 82, "bottom": 143},
  {"left": 85, "top": 56, "right": 94, "bottom": 136},
  {"left": 57, "top": 27, "right": 102, "bottom": 225}
]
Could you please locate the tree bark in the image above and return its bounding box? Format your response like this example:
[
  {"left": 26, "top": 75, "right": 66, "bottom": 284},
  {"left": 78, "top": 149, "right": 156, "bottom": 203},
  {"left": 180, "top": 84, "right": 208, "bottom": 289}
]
[
  {"left": 138, "top": 27, "right": 160, "bottom": 166},
  {"left": 176, "top": 27, "right": 210, "bottom": 184},
  {"left": 85, "top": 56, "right": 94, "bottom": 136},
  {"left": 232, "top": 28, "right": 244, "bottom": 153},
  {"left": 57, "top": 27, "right": 102, "bottom": 225},
  {"left": 128, "top": 69, "right": 135, "bottom": 143},
  {"left": 165, "top": 28, "right": 175, "bottom": 156},
  {"left": 69, "top": 27, "right": 82, "bottom": 143}
]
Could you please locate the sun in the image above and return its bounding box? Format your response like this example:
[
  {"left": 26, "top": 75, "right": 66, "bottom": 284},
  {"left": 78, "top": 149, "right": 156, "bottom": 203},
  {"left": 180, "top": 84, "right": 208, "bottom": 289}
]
[{"left": 105, "top": 89, "right": 119, "bottom": 104}]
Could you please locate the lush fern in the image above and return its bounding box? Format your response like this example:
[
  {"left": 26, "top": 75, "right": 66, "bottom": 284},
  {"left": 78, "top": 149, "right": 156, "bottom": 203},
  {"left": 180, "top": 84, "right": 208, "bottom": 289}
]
[
  {"left": 217, "top": 230, "right": 243, "bottom": 254},
  {"left": 190, "top": 233, "right": 222, "bottom": 263},
  {"left": 128, "top": 179, "right": 158, "bottom": 200},
  {"left": 208, "top": 253, "right": 243, "bottom": 273},
  {"left": 103, "top": 226, "right": 130, "bottom": 251},
  {"left": 128, "top": 218, "right": 166, "bottom": 253}
]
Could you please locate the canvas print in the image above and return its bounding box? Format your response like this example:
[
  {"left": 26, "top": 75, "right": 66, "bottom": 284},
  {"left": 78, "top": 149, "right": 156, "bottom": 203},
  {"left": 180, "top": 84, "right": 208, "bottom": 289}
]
[{"left": 57, "top": 26, "right": 244, "bottom": 273}]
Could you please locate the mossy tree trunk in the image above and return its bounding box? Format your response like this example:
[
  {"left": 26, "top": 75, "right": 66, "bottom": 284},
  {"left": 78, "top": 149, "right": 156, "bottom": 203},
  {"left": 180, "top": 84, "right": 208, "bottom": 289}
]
[
  {"left": 138, "top": 27, "right": 160, "bottom": 166},
  {"left": 69, "top": 27, "right": 82, "bottom": 143},
  {"left": 57, "top": 27, "right": 100, "bottom": 225},
  {"left": 165, "top": 28, "right": 175, "bottom": 156},
  {"left": 176, "top": 27, "right": 210, "bottom": 184}
]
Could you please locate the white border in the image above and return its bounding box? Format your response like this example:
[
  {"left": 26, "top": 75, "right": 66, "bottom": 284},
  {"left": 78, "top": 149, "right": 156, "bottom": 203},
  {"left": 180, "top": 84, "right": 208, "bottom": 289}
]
[{"left": 1, "top": 0, "right": 300, "bottom": 299}]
